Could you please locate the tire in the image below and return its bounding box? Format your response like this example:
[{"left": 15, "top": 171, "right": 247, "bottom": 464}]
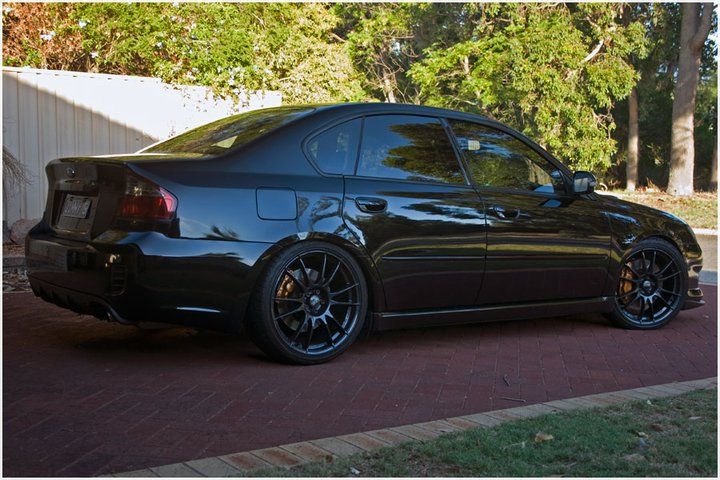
[
  {"left": 605, "top": 238, "right": 688, "bottom": 329},
  {"left": 246, "top": 241, "right": 368, "bottom": 364}
]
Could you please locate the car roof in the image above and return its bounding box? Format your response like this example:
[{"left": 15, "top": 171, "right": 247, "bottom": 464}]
[{"left": 294, "top": 102, "right": 494, "bottom": 123}]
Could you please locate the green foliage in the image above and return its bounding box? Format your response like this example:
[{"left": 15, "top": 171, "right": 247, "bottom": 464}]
[
  {"left": 3, "top": 2, "right": 367, "bottom": 104},
  {"left": 409, "top": 4, "right": 647, "bottom": 171},
  {"left": 2, "top": 2, "right": 716, "bottom": 179}
]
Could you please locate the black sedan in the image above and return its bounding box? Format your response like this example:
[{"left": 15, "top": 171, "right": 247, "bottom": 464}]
[{"left": 26, "top": 103, "right": 704, "bottom": 364}]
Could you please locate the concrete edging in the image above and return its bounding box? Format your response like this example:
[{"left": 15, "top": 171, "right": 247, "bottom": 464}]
[{"left": 111, "top": 377, "right": 717, "bottom": 477}]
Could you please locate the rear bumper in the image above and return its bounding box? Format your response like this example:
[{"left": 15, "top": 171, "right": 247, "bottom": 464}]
[{"left": 26, "top": 229, "right": 272, "bottom": 332}]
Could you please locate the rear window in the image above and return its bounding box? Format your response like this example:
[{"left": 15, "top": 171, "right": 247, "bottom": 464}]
[{"left": 143, "top": 106, "right": 314, "bottom": 155}]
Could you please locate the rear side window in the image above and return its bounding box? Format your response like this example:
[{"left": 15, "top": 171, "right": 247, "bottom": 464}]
[
  {"left": 143, "top": 106, "right": 314, "bottom": 156},
  {"left": 306, "top": 119, "right": 361, "bottom": 175},
  {"left": 449, "top": 120, "right": 564, "bottom": 193},
  {"left": 356, "top": 115, "right": 465, "bottom": 184}
]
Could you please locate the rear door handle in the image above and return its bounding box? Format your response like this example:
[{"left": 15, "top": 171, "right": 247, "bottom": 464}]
[
  {"left": 492, "top": 205, "right": 520, "bottom": 219},
  {"left": 355, "top": 197, "right": 388, "bottom": 213}
]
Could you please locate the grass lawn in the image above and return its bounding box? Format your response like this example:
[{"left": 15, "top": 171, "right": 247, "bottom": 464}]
[
  {"left": 252, "top": 388, "right": 717, "bottom": 477},
  {"left": 603, "top": 190, "right": 717, "bottom": 230}
]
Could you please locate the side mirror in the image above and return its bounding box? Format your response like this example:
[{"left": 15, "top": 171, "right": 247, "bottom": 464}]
[{"left": 572, "top": 171, "right": 597, "bottom": 194}]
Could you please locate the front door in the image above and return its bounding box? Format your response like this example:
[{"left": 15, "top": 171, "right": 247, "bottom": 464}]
[
  {"left": 342, "top": 114, "right": 487, "bottom": 312},
  {"left": 446, "top": 119, "right": 611, "bottom": 305}
]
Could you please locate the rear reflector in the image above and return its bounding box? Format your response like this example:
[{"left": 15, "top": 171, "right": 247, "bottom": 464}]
[{"left": 117, "top": 176, "right": 177, "bottom": 220}]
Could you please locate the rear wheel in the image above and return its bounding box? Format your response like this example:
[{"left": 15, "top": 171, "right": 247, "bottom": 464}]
[
  {"left": 606, "top": 238, "right": 687, "bottom": 329},
  {"left": 247, "top": 241, "right": 368, "bottom": 364}
]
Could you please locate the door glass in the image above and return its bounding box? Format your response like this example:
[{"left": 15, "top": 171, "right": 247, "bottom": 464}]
[
  {"left": 357, "top": 115, "right": 464, "bottom": 184},
  {"left": 306, "top": 118, "right": 361, "bottom": 175},
  {"left": 449, "top": 121, "right": 564, "bottom": 193}
]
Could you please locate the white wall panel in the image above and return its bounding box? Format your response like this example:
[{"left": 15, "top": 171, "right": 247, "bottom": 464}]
[{"left": 2, "top": 67, "right": 282, "bottom": 225}]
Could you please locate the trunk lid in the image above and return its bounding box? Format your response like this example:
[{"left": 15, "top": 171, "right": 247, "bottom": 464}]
[{"left": 46, "top": 153, "right": 201, "bottom": 240}]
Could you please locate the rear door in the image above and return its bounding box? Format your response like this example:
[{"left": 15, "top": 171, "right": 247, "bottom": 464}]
[
  {"left": 341, "top": 114, "right": 487, "bottom": 312},
  {"left": 446, "top": 119, "right": 611, "bottom": 305}
]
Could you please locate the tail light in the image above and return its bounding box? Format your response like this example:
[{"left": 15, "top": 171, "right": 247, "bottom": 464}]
[{"left": 117, "top": 176, "right": 177, "bottom": 220}]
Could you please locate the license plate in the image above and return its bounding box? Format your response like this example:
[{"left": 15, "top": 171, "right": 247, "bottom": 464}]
[{"left": 61, "top": 195, "right": 92, "bottom": 219}]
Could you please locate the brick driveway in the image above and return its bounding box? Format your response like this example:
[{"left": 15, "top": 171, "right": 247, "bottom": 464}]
[{"left": 3, "top": 289, "right": 717, "bottom": 476}]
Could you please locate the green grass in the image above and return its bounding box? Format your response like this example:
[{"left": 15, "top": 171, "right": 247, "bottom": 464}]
[
  {"left": 604, "top": 190, "right": 717, "bottom": 230},
  {"left": 251, "top": 389, "right": 717, "bottom": 477}
]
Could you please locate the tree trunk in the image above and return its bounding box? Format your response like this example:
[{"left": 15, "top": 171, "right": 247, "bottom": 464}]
[
  {"left": 668, "top": 3, "right": 713, "bottom": 196},
  {"left": 710, "top": 141, "right": 718, "bottom": 191},
  {"left": 627, "top": 87, "right": 639, "bottom": 191}
]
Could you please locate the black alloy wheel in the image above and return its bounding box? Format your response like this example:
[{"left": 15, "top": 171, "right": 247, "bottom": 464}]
[
  {"left": 248, "top": 241, "right": 368, "bottom": 364},
  {"left": 607, "top": 238, "right": 687, "bottom": 329}
]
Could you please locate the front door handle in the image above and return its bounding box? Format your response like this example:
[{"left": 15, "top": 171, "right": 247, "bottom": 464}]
[
  {"left": 355, "top": 197, "right": 388, "bottom": 213},
  {"left": 492, "top": 205, "right": 520, "bottom": 219}
]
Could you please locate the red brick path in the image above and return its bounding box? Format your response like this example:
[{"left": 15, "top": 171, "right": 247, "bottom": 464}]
[{"left": 3, "top": 289, "right": 717, "bottom": 476}]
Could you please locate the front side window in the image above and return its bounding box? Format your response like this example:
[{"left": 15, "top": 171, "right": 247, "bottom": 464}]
[
  {"left": 306, "top": 119, "right": 361, "bottom": 175},
  {"left": 356, "top": 115, "right": 465, "bottom": 184},
  {"left": 143, "top": 106, "right": 314, "bottom": 156},
  {"left": 449, "top": 121, "right": 564, "bottom": 193}
]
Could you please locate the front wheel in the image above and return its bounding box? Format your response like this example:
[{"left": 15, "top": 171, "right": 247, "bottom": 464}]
[
  {"left": 247, "top": 241, "right": 368, "bottom": 364},
  {"left": 605, "top": 238, "right": 688, "bottom": 329}
]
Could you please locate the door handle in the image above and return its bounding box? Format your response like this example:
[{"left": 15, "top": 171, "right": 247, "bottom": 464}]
[
  {"left": 355, "top": 197, "right": 388, "bottom": 213},
  {"left": 492, "top": 205, "right": 520, "bottom": 219}
]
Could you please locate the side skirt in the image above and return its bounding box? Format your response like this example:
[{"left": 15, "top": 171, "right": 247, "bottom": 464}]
[{"left": 373, "top": 296, "right": 613, "bottom": 331}]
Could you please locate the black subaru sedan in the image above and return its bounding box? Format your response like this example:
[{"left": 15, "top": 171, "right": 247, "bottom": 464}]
[{"left": 26, "top": 103, "right": 704, "bottom": 364}]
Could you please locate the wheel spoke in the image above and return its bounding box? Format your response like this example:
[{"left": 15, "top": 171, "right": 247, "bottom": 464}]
[
  {"left": 303, "top": 320, "right": 314, "bottom": 351},
  {"left": 297, "top": 257, "right": 311, "bottom": 287},
  {"left": 656, "top": 260, "right": 673, "bottom": 276},
  {"left": 330, "top": 301, "right": 360, "bottom": 307},
  {"left": 330, "top": 283, "right": 358, "bottom": 297},
  {"left": 274, "top": 296, "right": 303, "bottom": 303},
  {"left": 650, "top": 250, "right": 657, "bottom": 273},
  {"left": 640, "top": 251, "right": 647, "bottom": 273},
  {"left": 328, "top": 315, "right": 348, "bottom": 336},
  {"left": 274, "top": 306, "right": 304, "bottom": 321},
  {"left": 617, "top": 289, "right": 639, "bottom": 300},
  {"left": 320, "top": 254, "right": 328, "bottom": 285},
  {"left": 323, "top": 261, "right": 341, "bottom": 287},
  {"left": 290, "top": 314, "right": 309, "bottom": 345},
  {"left": 654, "top": 294, "right": 672, "bottom": 309},
  {"left": 637, "top": 298, "right": 647, "bottom": 322},
  {"left": 322, "top": 320, "right": 335, "bottom": 346},
  {"left": 626, "top": 263, "right": 641, "bottom": 277},
  {"left": 284, "top": 269, "right": 305, "bottom": 291},
  {"left": 647, "top": 297, "right": 655, "bottom": 322},
  {"left": 658, "top": 271, "right": 679, "bottom": 281}
]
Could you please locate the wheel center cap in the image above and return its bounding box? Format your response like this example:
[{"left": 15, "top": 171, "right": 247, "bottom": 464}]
[
  {"left": 309, "top": 295, "right": 321, "bottom": 307},
  {"left": 641, "top": 278, "right": 656, "bottom": 293}
]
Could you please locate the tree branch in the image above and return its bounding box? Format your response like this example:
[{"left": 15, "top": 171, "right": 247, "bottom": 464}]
[
  {"left": 691, "top": 3, "right": 713, "bottom": 50},
  {"left": 581, "top": 39, "right": 604, "bottom": 63}
]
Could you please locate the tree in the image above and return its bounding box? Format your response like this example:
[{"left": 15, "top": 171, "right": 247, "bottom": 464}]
[
  {"left": 627, "top": 86, "right": 639, "bottom": 190},
  {"left": 667, "top": 2, "right": 713, "bottom": 196},
  {"left": 2, "top": 2, "right": 367, "bottom": 104},
  {"left": 410, "top": 3, "right": 647, "bottom": 172}
]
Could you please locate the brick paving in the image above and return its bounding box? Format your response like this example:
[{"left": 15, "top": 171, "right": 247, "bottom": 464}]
[
  {"left": 3, "top": 288, "right": 717, "bottom": 476},
  {"left": 113, "top": 377, "right": 716, "bottom": 477}
]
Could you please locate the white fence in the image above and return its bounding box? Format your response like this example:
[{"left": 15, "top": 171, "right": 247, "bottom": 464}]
[{"left": 2, "top": 67, "right": 281, "bottom": 226}]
